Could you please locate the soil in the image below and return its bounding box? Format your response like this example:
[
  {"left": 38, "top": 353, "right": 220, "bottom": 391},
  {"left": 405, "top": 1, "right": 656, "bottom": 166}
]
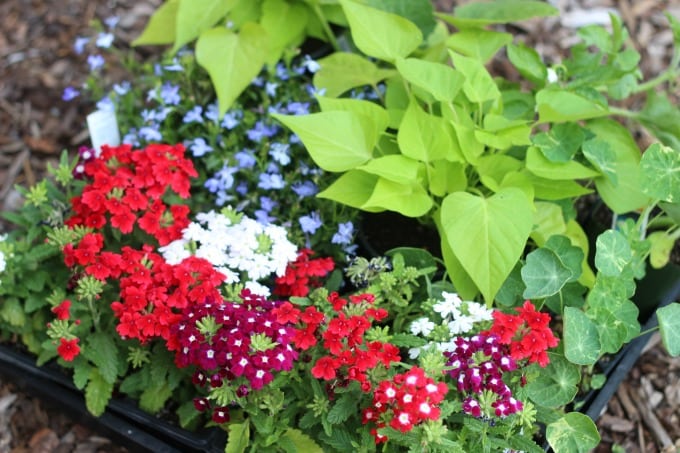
[{"left": 0, "top": 0, "right": 679, "bottom": 452}]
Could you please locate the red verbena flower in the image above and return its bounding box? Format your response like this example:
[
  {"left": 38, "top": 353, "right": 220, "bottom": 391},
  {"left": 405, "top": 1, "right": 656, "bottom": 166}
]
[
  {"left": 57, "top": 337, "right": 80, "bottom": 361},
  {"left": 52, "top": 299, "right": 71, "bottom": 320}
]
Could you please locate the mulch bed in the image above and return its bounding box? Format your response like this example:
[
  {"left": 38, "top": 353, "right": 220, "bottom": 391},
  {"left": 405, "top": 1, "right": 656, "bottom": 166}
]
[{"left": 0, "top": 0, "right": 678, "bottom": 451}]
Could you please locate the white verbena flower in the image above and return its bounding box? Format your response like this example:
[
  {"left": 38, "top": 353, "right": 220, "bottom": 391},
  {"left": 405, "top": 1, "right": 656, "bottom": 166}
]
[
  {"left": 410, "top": 317, "right": 436, "bottom": 337},
  {"left": 465, "top": 300, "right": 494, "bottom": 323},
  {"left": 447, "top": 316, "right": 476, "bottom": 336},
  {"left": 433, "top": 292, "right": 463, "bottom": 318}
]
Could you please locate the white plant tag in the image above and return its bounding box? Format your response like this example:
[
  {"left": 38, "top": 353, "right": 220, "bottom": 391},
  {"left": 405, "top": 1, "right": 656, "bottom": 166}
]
[{"left": 87, "top": 109, "right": 120, "bottom": 156}]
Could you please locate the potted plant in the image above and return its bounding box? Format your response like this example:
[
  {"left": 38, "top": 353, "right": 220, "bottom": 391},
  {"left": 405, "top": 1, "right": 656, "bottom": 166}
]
[{"left": 1, "top": 1, "right": 680, "bottom": 452}]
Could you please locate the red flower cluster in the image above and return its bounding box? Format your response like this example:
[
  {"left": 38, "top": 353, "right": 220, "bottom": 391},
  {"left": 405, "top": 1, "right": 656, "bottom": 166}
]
[
  {"left": 63, "top": 232, "right": 226, "bottom": 343},
  {"left": 362, "top": 367, "right": 448, "bottom": 443},
  {"left": 274, "top": 292, "right": 398, "bottom": 393},
  {"left": 273, "top": 249, "right": 335, "bottom": 297},
  {"left": 65, "top": 143, "right": 196, "bottom": 245},
  {"left": 488, "top": 301, "right": 559, "bottom": 367},
  {"left": 52, "top": 299, "right": 72, "bottom": 321}
]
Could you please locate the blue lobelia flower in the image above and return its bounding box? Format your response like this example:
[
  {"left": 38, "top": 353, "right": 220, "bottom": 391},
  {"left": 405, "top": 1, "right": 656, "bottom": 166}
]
[
  {"left": 332, "top": 221, "right": 354, "bottom": 245},
  {"left": 87, "top": 54, "right": 105, "bottom": 71},
  {"left": 73, "top": 36, "right": 90, "bottom": 55},
  {"left": 189, "top": 137, "right": 213, "bottom": 157},
  {"left": 299, "top": 212, "right": 323, "bottom": 234},
  {"left": 257, "top": 173, "right": 285, "bottom": 190},
  {"left": 159, "top": 82, "right": 181, "bottom": 105},
  {"left": 183, "top": 106, "right": 204, "bottom": 124},
  {"left": 291, "top": 181, "right": 318, "bottom": 198},
  {"left": 96, "top": 32, "right": 114, "bottom": 49},
  {"left": 62, "top": 86, "right": 80, "bottom": 101},
  {"left": 234, "top": 150, "right": 256, "bottom": 169},
  {"left": 269, "top": 143, "right": 291, "bottom": 166},
  {"left": 138, "top": 125, "right": 162, "bottom": 142}
]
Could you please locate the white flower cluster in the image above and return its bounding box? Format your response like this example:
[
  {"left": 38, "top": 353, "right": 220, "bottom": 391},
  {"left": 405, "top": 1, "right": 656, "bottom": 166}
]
[
  {"left": 159, "top": 210, "right": 298, "bottom": 296},
  {"left": 408, "top": 292, "right": 494, "bottom": 358}
]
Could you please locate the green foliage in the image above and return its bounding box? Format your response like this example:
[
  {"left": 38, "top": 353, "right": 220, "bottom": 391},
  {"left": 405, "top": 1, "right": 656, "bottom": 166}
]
[
  {"left": 547, "top": 413, "right": 600, "bottom": 453},
  {"left": 658, "top": 303, "right": 680, "bottom": 356}
]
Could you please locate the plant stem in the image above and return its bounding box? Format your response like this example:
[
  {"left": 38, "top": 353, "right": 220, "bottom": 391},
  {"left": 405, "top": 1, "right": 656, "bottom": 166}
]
[
  {"left": 312, "top": 4, "right": 340, "bottom": 52},
  {"left": 632, "top": 69, "right": 678, "bottom": 94}
]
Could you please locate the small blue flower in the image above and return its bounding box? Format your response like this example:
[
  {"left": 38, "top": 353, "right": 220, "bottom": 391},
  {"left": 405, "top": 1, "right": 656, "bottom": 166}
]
[
  {"left": 259, "top": 196, "right": 278, "bottom": 212},
  {"left": 292, "top": 181, "right": 318, "bottom": 198},
  {"left": 183, "top": 106, "right": 204, "bottom": 124},
  {"left": 62, "top": 86, "right": 80, "bottom": 101},
  {"left": 104, "top": 16, "right": 120, "bottom": 29},
  {"left": 265, "top": 82, "right": 278, "bottom": 97},
  {"left": 205, "top": 103, "right": 220, "bottom": 122},
  {"left": 73, "top": 36, "right": 90, "bottom": 55},
  {"left": 299, "top": 212, "right": 322, "bottom": 234},
  {"left": 289, "top": 134, "right": 301, "bottom": 145},
  {"left": 221, "top": 110, "right": 241, "bottom": 130},
  {"left": 122, "top": 128, "right": 139, "bottom": 146},
  {"left": 96, "top": 96, "right": 115, "bottom": 112},
  {"left": 247, "top": 121, "right": 279, "bottom": 143},
  {"left": 269, "top": 143, "right": 290, "bottom": 166},
  {"left": 96, "top": 32, "right": 115, "bottom": 48},
  {"left": 204, "top": 177, "right": 222, "bottom": 193},
  {"left": 189, "top": 137, "right": 213, "bottom": 157},
  {"left": 332, "top": 221, "right": 354, "bottom": 245},
  {"left": 216, "top": 165, "right": 238, "bottom": 189},
  {"left": 302, "top": 55, "right": 321, "bottom": 73},
  {"left": 164, "top": 58, "right": 183, "bottom": 72},
  {"left": 275, "top": 63, "right": 290, "bottom": 81},
  {"left": 113, "top": 81, "right": 131, "bottom": 96},
  {"left": 234, "top": 150, "right": 256, "bottom": 169},
  {"left": 141, "top": 109, "right": 156, "bottom": 122},
  {"left": 215, "top": 191, "right": 234, "bottom": 206},
  {"left": 87, "top": 54, "right": 105, "bottom": 71},
  {"left": 139, "top": 125, "right": 162, "bottom": 142},
  {"left": 251, "top": 76, "right": 265, "bottom": 87},
  {"left": 154, "top": 107, "right": 172, "bottom": 122},
  {"left": 235, "top": 182, "right": 248, "bottom": 195},
  {"left": 306, "top": 85, "right": 326, "bottom": 97},
  {"left": 257, "top": 173, "right": 285, "bottom": 190},
  {"left": 160, "top": 82, "right": 181, "bottom": 105},
  {"left": 254, "top": 209, "right": 276, "bottom": 225},
  {"left": 266, "top": 162, "right": 280, "bottom": 173},
  {"left": 286, "top": 102, "right": 310, "bottom": 116}
]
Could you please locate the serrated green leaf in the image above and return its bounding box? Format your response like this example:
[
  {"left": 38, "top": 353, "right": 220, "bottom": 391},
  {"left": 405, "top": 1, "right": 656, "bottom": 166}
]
[
  {"left": 226, "top": 421, "right": 250, "bottom": 453},
  {"left": 140, "top": 382, "right": 173, "bottom": 413},
  {"left": 172, "top": 0, "right": 237, "bottom": 53},
  {"left": 274, "top": 111, "right": 376, "bottom": 172},
  {"left": 547, "top": 413, "right": 600, "bottom": 453},
  {"left": 390, "top": 334, "right": 428, "bottom": 348},
  {"left": 177, "top": 399, "right": 201, "bottom": 429},
  {"left": 85, "top": 368, "right": 113, "bottom": 416},
  {"left": 526, "top": 353, "right": 580, "bottom": 407},
  {"left": 396, "top": 58, "right": 464, "bottom": 102},
  {"left": 0, "top": 298, "right": 25, "bottom": 327},
  {"left": 281, "top": 429, "right": 324, "bottom": 453},
  {"left": 132, "top": 0, "right": 179, "bottom": 46},
  {"left": 314, "top": 52, "right": 396, "bottom": 98},
  {"left": 327, "top": 393, "right": 358, "bottom": 424},
  {"left": 73, "top": 362, "right": 92, "bottom": 390},
  {"left": 441, "top": 188, "right": 534, "bottom": 303},
  {"left": 640, "top": 142, "right": 680, "bottom": 203},
  {"left": 196, "top": 23, "right": 268, "bottom": 116},
  {"left": 340, "top": 0, "right": 422, "bottom": 62},
  {"left": 563, "top": 307, "right": 600, "bottom": 365},
  {"left": 658, "top": 303, "right": 680, "bottom": 356},
  {"left": 84, "top": 332, "right": 120, "bottom": 384}
]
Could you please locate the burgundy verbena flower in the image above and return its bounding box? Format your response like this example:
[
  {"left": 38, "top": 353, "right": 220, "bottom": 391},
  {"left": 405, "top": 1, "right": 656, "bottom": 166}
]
[{"left": 168, "top": 289, "right": 299, "bottom": 393}]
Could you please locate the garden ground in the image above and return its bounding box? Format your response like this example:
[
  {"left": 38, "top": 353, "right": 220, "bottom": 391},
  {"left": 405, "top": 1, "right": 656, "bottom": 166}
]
[{"left": 0, "top": 0, "right": 679, "bottom": 451}]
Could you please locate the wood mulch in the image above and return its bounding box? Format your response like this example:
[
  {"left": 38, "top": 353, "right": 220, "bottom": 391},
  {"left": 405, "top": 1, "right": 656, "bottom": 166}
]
[{"left": 0, "top": 0, "right": 678, "bottom": 451}]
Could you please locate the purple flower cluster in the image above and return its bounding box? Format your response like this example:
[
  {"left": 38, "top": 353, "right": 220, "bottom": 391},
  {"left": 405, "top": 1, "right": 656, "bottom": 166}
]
[
  {"left": 170, "top": 290, "right": 299, "bottom": 393},
  {"left": 445, "top": 333, "right": 524, "bottom": 418}
]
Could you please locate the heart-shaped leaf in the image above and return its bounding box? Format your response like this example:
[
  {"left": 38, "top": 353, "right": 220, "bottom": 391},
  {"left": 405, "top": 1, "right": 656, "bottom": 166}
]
[
  {"left": 658, "top": 303, "right": 680, "bottom": 357},
  {"left": 640, "top": 142, "right": 680, "bottom": 203},
  {"left": 441, "top": 188, "right": 533, "bottom": 303},
  {"left": 547, "top": 413, "right": 600, "bottom": 453},
  {"left": 196, "top": 24, "right": 268, "bottom": 115},
  {"left": 563, "top": 307, "right": 600, "bottom": 365},
  {"left": 526, "top": 353, "right": 580, "bottom": 407}
]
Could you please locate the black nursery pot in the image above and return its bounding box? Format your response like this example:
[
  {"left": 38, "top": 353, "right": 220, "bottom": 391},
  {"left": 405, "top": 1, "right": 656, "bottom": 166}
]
[{"left": 0, "top": 344, "right": 226, "bottom": 453}]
